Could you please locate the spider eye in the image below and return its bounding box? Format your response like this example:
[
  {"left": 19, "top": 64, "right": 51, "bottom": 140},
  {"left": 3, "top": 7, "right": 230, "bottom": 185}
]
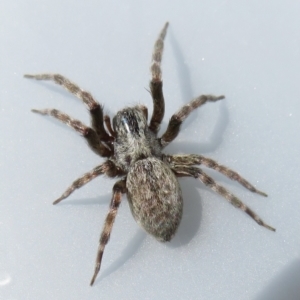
[
  {"left": 121, "top": 116, "right": 131, "bottom": 133},
  {"left": 121, "top": 113, "right": 140, "bottom": 136}
]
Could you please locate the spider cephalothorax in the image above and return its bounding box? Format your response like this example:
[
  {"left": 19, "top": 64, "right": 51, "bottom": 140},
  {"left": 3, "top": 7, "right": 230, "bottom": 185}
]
[
  {"left": 113, "top": 106, "right": 162, "bottom": 171},
  {"left": 25, "top": 22, "right": 275, "bottom": 286}
]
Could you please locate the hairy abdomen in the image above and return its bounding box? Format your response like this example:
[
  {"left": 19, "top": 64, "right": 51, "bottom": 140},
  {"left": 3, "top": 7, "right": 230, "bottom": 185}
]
[{"left": 127, "top": 157, "right": 183, "bottom": 242}]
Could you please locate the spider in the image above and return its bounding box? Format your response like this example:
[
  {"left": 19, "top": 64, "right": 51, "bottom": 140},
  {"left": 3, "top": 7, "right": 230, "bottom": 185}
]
[{"left": 25, "top": 22, "right": 275, "bottom": 286}]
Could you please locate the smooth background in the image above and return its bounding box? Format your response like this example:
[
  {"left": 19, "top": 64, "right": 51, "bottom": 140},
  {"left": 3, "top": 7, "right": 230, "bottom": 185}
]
[{"left": 1, "top": 1, "right": 300, "bottom": 299}]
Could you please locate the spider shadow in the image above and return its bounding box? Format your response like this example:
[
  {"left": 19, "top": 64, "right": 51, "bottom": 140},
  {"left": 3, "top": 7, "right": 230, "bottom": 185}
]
[
  {"left": 169, "top": 27, "right": 228, "bottom": 131},
  {"left": 164, "top": 28, "right": 230, "bottom": 247},
  {"left": 29, "top": 79, "right": 82, "bottom": 102},
  {"left": 98, "top": 229, "right": 146, "bottom": 281},
  {"left": 169, "top": 178, "right": 203, "bottom": 248},
  {"left": 169, "top": 28, "right": 194, "bottom": 125},
  {"left": 165, "top": 100, "right": 228, "bottom": 155},
  {"left": 163, "top": 29, "right": 229, "bottom": 154},
  {"left": 58, "top": 194, "right": 146, "bottom": 283},
  {"left": 255, "top": 259, "right": 300, "bottom": 300},
  {"left": 56, "top": 195, "right": 109, "bottom": 206},
  {"left": 164, "top": 103, "right": 228, "bottom": 248},
  {"left": 96, "top": 179, "right": 207, "bottom": 278}
]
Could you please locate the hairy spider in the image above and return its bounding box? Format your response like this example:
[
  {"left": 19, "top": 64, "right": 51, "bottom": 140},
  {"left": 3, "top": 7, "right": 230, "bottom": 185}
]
[{"left": 25, "top": 22, "right": 275, "bottom": 286}]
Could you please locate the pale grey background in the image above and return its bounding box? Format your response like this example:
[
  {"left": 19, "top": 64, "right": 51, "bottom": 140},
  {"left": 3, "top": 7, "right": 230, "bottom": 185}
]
[{"left": 1, "top": 1, "right": 300, "bottom": 300}]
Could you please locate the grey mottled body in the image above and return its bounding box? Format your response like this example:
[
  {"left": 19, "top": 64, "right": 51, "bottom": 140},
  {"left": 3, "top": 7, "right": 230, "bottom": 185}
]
[
  {"left": 127, "top": 157, "right": 182, "bottom": 242},
  {"left": 25, "top": 22, "right": 275, "bottom": 286}
]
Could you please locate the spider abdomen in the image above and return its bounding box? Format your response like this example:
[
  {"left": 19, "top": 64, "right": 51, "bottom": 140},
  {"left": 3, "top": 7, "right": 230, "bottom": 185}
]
[{"left": 126, "top": 157, "right": 183, "bottom": 242}]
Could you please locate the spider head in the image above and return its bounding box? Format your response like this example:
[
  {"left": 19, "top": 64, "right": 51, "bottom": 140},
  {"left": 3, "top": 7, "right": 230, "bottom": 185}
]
[
  {"left": 113, "top": 105, "right": 148, "bottom": 140},
  {"left": 113, "top": 105, "right": 160, "bottom": 169}
]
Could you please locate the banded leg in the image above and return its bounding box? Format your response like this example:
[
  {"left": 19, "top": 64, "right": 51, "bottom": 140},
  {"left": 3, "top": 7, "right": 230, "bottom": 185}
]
[
  {"left": 53, "top": 160, "right": 120, "bottom": 205},
  {"left": 24, "top": 73, "right": 112, "bottom": 142},
  {"left": 164, "top": 154, "right": 267, "bottom": 196},
  {"left": 173, "top": 165, "right": 275, "bottom": 232},
  {"left": 90, "top": 179, "right": 127, "bottom": 286},
  {"left": 160, "top": 94, "right": 225, "bottom": 147},
  {"left": 32, "top": 108, "right": 111, "bottom": 157},
  {"left": 149, "top": 22, "right": 169, "bottom": 133}
]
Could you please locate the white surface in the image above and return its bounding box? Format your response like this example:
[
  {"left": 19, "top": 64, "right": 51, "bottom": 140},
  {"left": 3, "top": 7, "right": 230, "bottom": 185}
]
[{"left": 1, "top": 1, "right": 300, "bottom": 299}]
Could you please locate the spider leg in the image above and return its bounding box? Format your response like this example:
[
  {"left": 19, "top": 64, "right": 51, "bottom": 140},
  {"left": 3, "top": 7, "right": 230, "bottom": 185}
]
[
  {"left": 149, "top": 22, "right": 169, "bottom": 134},
  {"left": 164, "top": 154, "right": 267, "bottom": 197},
  {"left": 173, "top": 165, "right": 275, "bottom": 232},
  {"left": 90, "top": 179, "right": 127, "bottom": 286},
  {"left": 24, "top": 73, "right": 112, "bottom": 142},
  {"left": 53, "top": 160, "right": 120, "bottom": 205},
  {"left": 32, "top": 108, "right": 112, "bottom": 157},
  {"left": 160, "top": 94, "right": 224, "bottom": 147}
]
